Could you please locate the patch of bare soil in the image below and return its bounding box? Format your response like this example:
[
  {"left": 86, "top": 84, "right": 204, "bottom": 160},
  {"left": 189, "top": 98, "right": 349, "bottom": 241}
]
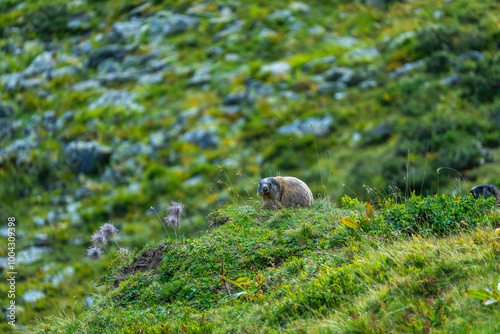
[{"left": 113, "top": 246, "right": 167, "bottom": 288}]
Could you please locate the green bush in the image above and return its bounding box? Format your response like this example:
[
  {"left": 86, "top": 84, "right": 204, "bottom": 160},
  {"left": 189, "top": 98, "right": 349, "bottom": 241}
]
[{"left": 375, "top": 194, "right": 496, "bottom": 236}]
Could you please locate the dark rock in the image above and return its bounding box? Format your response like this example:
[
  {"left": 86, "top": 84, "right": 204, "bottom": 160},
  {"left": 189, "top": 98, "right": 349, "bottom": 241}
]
[
  {"left": 223, "top": 93, "right": 245, "bottom": 105},
  {"left": 0, "top": 119, "right": 13, "bottom": 141},
  {"left": 323, "top": 67, "right": 363, "bottom": 86},
  {"left": 0, "top": 103, "right": 14, "bottom": 118},
  {"left": 317, "top": 82, "right": 347, "bottom": 95},
  {"left": 101, "top": 167, "right": 125, "bottom": 185},
  {"left": 206, "top": 46, "right": 223, "bottom": 58},
  {"left": 138, "top": 72, "right": 165, "bottom": 85},
  {"left": 181, "top": 130, "right": 220, "bottom": 149},
  {"left": 363, "top": 124, "right": 394, "bottom": 145},
  {"left": 187, "top": 65, "right": 211, "bottom": 87},
  {"left": 67, "top": 15, "right": 91, "bottom": 30},
  {"left": 34, "top": 234, "right": 50, "bottom": 247},
  {"left": 72, "top": 40, "right": 92, "bottom": 56},
  {"left": 63, "top": 141, "right": 112, "bottom": 174},
  {"left": 87, "top": 45, "right": 136, "bottom": 69}
]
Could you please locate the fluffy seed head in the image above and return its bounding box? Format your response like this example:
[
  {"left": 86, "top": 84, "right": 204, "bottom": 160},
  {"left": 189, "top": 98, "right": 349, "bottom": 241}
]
[
  {"left": 91, "top": 231, "right": 107, "bottom": 246},
  {"left": 100, "top": 223, "right": 118, "bottom": 238},
  {"left": 164, "top": 215, "right": 178, "bottom": 228},
  {"left": 86, "top": 247, "right": 102, "bottom": 261},
  {"left": 168, "top": 201, "right": 185, "bottom": 217}
]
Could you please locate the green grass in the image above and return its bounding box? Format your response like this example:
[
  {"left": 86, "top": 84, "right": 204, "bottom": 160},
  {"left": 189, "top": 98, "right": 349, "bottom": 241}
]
[{"left": 33, "top": 195, "right": 500, "bottom": 333}]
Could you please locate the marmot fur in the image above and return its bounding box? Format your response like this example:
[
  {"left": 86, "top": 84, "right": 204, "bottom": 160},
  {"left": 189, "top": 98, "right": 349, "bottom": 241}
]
[
  {"left": 470, "top": 184, "right": 500, "bottom": 203},
  {"left": 257, "top": 176, "right": 313, "bottom": 210}
]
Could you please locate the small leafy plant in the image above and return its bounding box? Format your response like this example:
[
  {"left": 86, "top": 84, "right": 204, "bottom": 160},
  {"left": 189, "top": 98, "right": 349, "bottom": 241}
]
[
  {"left": 340, "top": 202, "right": 375, "bottom": 230},
  {"left": 465, "top": 278, "right": 500, "bottom": 306}
]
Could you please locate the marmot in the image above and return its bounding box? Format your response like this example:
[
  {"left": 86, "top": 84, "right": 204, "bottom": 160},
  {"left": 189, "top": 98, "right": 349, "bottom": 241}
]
[
  {"left": 257, "top": 176, "right": 313, "bottom": 210},
  {"left": 470, "top": 184, "right": 500, "bottom": 203}
]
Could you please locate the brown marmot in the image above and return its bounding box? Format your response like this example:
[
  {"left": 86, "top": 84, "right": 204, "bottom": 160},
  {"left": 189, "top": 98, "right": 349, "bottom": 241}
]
[
  {"left": 470, "top": 184, "right": 500, "bottom": 203},
  {"left": 257, "top": 176, "right": 313, "bottom": 210}
]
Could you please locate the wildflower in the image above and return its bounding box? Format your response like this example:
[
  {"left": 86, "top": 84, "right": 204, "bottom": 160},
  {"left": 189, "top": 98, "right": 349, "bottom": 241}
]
[
  {"left": 86, "top": 247, "right": 102, "bottom": 261},
  {"left": 164, "top": 215, "right": 178, "bottom": 228},
  {"left": 100, "top": 223, "right": 118, "bottom": 238},
  {"left": 168, "top": 201, "right": 185, "bottom": 217},
  {"left": 91, "top": 231, "right": 107, "bottom": 246}
]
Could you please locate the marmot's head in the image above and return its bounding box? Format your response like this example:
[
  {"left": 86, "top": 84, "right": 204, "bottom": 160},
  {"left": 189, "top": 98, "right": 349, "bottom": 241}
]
[
  {"left": 470, "top": 184, "right": 498, "bottom": 199},
  {"left": 258, "top": 177, "right": 280, "bottom": 198}
]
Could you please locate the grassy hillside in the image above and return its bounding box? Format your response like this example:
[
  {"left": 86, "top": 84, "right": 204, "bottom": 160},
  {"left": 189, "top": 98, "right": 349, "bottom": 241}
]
[
  {"left": 36, "top": 195, "right": 500, "bottom": 333},
  {"left": 1, "top": 0, "right": 500, "bottom": 331}
]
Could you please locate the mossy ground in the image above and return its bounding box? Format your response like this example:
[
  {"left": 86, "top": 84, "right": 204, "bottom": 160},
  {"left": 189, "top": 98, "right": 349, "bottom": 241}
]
[{"left": 34, "top": 195, "right": 500, "bottom": 333}]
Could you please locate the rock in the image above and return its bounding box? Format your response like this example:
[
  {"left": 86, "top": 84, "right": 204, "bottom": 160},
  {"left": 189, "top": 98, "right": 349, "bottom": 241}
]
[
  {"left": 245, "top": 80, "right": 275, "bottom": 102},
  {"left": 213, "top": 20, "right": 243, "bottom": 41},
  {"left": 138, "top": 72, "right": 164, "bottom": 85},
  {"left": 33, "top": 217, "right": 45, "bottom": 226},
  {"left": 223, "top": 93, "right": 245, "bottom": 105},
  {"left": 359, "top": 79, "right": 377, "bottom": 90},
  {"left": 327, "top": 36, "right": 360, "bottom": 48},
  {"left": 72, "top": 80, "right": 102, "bottom": 92},
  {"left": 23, "top": 51, "right": 56, "bottom": 77},
  {"left": 85, "top": 296, "right": 96, "bottom": 308},
  {"left": 303, "top": 56, "right": 337, "bottom": 72},
  {"left": 181, "top": 130, "right": 220, "bottom": 149},
  {"left": 67, "top": 14, "right": 91, "bottom": 30},
  {"left": 56, "top": 111, "right": 75, "bottom": 130},
  {"left": 23, "top": 290, "right": 46, "bottom": 303},
  {"left": 389, "top": 60, "right": 425, "bottom": 78},
  {"left": 183, "top": 175, "right": 203, "bottom": 188},
  {"left": 459, "top": 51, "right": 485, "bottom": 62},
  {"left": 123, "top": 51, "right": 160, "bottom": 68},
  {"left": 19, "top": 78, "right": 45, "bottom": 90},
  {"left": 187, "top": 65, "right": 211, "bottom": 87},
  {"left": 257, "top": 28, "right": 278, "bottom": 40},
  {"left": 289, "top": 2, "right": 310, "bottom": 15},
  {"left": 112, "top": 20, "right": 145, "bottom": 40},
  {"left": 206, "top": 46, "right": 223, "bottom": 58},
  {"left": 72, "top": 40, "right": 92, "bottom": 56},
  {"left": 278, "top": 116, "right": 334, "bottom": 137},
  {"left": 323, "top": 67, "right": 365, "bottom": 87},
  {"left": 46, "top": 66, "right": 80, "bottom": 80},
  {"left": 42, "top": 111, "right": 56, "bottom": 132},
  {"left": 347, "top": 48, "right": 379, "bottom": 62},
  {"left": 1, "top": 73, "right": 22, "bottom": 92},
  {"left": 150, "top": 14, "right": 200, "bottom": 39},
  {"left": 221, "top": 106, "right": 241, "bottom": 115},
  {"left": 97, "top": 59, "right": 121, "bottom": 74},
  {"left": 18, "top": 247, "right": 50, "bottom": 265},
  {"left": 149, "top": 131, "right": 169, "bottom": 149},
  {"left": 112, "top": 142, "right": 153, "bottom": 163},
  {"left": 388, "top": 31, "right": 416, "bottom": 50},
  {"left": 34, "top": 234, "right": 50, "bottom": 247},
  {"left": 98, "top": 69, "right": 142, "bottom": 85},
  {"left": 433, "top": 10, "right": 443, "bottom": 20},
  {"left": 317, "top": 82, "right": 347, "bottom": 95},
  {"left": 89, "top": 90, "right": 144, "bottom": 112},
  {"left": 0, "top": 103, "right": 14, "bottom": 118},
  {"left": 440, "top": 75, "right": 460, "bottom": 86},
  {"left": 46, "top": 211, "right": 58, "bottom": 225},
  {"left": 224, "top": 53, "right": 240, "bottom": 63},
  {"left": 0, "top": 136, "right": 39, "bottom": 165},
  {"left": 268, "top": 9, "right": 293, "bottom": 23},
  {"left": 0, "top": 119, "right": 13, "bottom": 141},
  {"left": 48, "top": 267, "right": 75, "bottom": 286},
  {"left": 63, "top": 141, "right": 112, "bottom": 174},
  {"left": 87, "top": 45, "right": 135, "bottom": 69},
  {"left": 260, "top": 62, "right": 291, "bottom": 77},
  {"left": 363, "top": 124, "right": 393, "bottom": 145}
]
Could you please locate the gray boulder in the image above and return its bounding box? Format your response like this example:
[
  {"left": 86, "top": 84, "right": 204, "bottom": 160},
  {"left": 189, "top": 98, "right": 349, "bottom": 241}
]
[
  {"left": 87, "top": 45, "right": 136, "bottom": 69},
  {"left": 89, "top": 90, "right": 144, "bottom": 112},
  {"left": 279, "top": 116, "right": 334, "bottom": 137},
  {"left": 181, "top": 130, "right": 220, "bottom": 149},
  {"left": 63, "top": 141, "right": 112, "bottom": 174}
]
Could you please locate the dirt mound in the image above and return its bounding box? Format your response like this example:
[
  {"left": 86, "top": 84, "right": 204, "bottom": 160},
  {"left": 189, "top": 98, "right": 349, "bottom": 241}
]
[{"left": 113, "top": 246, "right": 166, "bottom": 288}]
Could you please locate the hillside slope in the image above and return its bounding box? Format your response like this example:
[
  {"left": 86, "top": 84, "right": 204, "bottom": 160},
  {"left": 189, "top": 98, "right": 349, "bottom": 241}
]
[
  {"left": 37, "top": 195, "right": 500, "bottom": 333},
  {"left": 1, "top": 0, "right": 500, "bottom": 331}
]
